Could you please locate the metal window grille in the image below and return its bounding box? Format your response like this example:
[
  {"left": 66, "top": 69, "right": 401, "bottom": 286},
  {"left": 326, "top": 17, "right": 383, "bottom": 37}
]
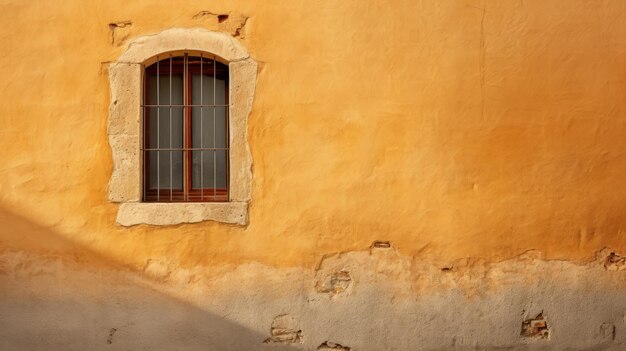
[{"left": 142, "top": 53, "right": 229, "bottom": 202}]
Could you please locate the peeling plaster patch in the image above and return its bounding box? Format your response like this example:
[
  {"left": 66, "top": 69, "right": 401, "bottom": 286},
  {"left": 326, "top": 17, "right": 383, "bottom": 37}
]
[
  {"left": 232, "top": 16, "right": 248, "bottom": 38},
  {"left": 192, "top": 10, "right": 218, "bottom": 20},
  {"left": 143, "top": 258, "right": 171, "bottom": 281},
  {"left": 108, "top": 21, "right": 132, "bottom": 46},
  {"left": 604, "top": 252, "right": 626, "bottom": 271},
  {"left": 371, "top": 240, "right": 391, "bottom": 249},
  {"left": 444, "top": 257, "right": 492, "bottom": 298},
  {"left": 192, "top": 11, "right": 249, "bottom": 38},
  {"left": 140, "top": 257, "right": 199, "bottom": 286},
  {"left": 317, "top": 341, "right": 351, "bottom": 350},
  {"left": 106, "top": 328, "right": 117, "bottom": 344},
  {"left": 263, "top": 314, "right": 302, "bottom": 344},
  {"left": 313, "top": 245, "right": 415, "bottom": 299},
  {"left": 521, "top": 313, "right": 549, "bottom": 339},
  {"left": 315, "top": 270, "right": 351, "bottom": 296},
  {"left": 599, "top": 323, "right": 616, "bottom": 340},
  {"left": 6, "top": 248, "right": 626, "bottom": 349}
]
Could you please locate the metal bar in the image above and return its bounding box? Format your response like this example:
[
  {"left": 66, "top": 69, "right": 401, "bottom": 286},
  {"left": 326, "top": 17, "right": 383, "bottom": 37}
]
[
  {"left": 200, "top": 53, "right": 204, "bottom": 201},
  {"left": 156, "top": 55, "right": 160, "bottom": 202},
  {"left": 147, "top": 148, "right": 223, "bottom": 151},
  {"left": 169, "top": 54, "right": 173, "bottom": 201},
  {"left": 225, "top": 106, "right": 230, "bottom": 201},
  {"left": 184, "top": 53, "right": 188, "bottom": 201},
  {"left": 213, "top": 55, "right": 217, "bottom": 199},
  {"left": 141, "top": 104, "right": 229, "bottom": 107},
  {"left": 146, "top": 147, "right": 228, "bottom": 152},
  {"left": 142, "top": 148, "right": 229, "bottom": 151},
  {"left": 142, "top": 64, "right": 145, "bottom": 201},
  {"left": 225, "top": 61, "right": 230, "bottom": 201}
]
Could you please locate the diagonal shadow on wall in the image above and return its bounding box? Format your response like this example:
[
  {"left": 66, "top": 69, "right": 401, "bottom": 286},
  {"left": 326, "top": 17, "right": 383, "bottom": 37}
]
[{"left": 0, "top": 205, "right": 297, "bottom": 351}]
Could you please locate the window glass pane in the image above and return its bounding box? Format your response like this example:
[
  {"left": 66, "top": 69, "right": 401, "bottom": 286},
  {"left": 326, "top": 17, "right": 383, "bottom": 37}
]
[
  {"left": 191, "top": 73, "right": 226, "bottom": 105},
  {"left": 191, "top": 150, "right": 227, "bottom": 190},
  {"left": 148, "top": 151, "right": 183, "bottom": 190},
  {"left": 150, "top": 72, "right": 184, "bottom": 105},
  {"left": 147, "top": 151, "right": 183, "bottom": 190},
  {"left": 191, "top": 74, "right": 227, "bottom": 146},
  {"left": 216, "top": 149, "right": 227, "bottom": 189},
  {"left": 147, "top": 75, "right": 184, "bottom": 149},
  {"left": 191, "top": 72, "right": 227, "bottom": 191},
  {"left": 191, "top": 106, "right": 227, "bottom": 149},
  {"left": 146, "top": 107, "right": 183, "bottom": 149}
]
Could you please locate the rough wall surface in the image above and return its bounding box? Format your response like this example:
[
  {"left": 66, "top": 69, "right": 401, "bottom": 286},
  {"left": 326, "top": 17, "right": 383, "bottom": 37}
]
[
  {"left": 2, "top": 211, "right": 626, "bottom": 350},
  {"left": 1, "top": 0, "right": 626, "bottom": 349}
]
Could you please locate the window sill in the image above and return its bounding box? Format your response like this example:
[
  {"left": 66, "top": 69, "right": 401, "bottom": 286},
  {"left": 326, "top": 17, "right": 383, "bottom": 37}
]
[{"left": 116, "top": 202, "right": 248, "bottom": 227}]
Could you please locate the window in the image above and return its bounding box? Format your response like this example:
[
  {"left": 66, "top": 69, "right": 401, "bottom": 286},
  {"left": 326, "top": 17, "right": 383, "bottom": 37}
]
[
  {"left": 143, "top": 53, "right": 229, "bottom": 202},
  {"left": 108, "top": 28, "right": 256, "bottom": 226}
]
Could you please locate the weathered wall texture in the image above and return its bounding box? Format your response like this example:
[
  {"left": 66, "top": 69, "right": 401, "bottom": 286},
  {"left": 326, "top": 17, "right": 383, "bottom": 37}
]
[{"left": 1, "top": 0, "right": 626, "bottom": 349}]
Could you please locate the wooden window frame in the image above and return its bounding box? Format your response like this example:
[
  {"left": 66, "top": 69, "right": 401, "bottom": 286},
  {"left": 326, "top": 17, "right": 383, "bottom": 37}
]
[{"left": 142, "top": 53, "right": 230, "bottom": 203}]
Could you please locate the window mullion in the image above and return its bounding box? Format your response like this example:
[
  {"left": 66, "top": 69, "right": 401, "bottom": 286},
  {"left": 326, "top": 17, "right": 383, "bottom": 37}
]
[
  {"left": 184, "top": 53, "right": 190, "bottom": 201},
  {"left": 157, "top": 56, "right": 160, "bottom": 202},
  {"left": 169, "top": 54, "right": 172, "bottom": 202},
  {"left": 213, "top": 55, "right": 216, "bottom": 201},
  {"left": 200, "top": 54, "right": 204, "bottom": 201}
]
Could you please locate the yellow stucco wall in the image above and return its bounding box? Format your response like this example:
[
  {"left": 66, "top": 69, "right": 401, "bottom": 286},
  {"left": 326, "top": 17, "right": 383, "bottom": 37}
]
[{"left": 1, "top": 0, "right": 625, "bottom": 271}]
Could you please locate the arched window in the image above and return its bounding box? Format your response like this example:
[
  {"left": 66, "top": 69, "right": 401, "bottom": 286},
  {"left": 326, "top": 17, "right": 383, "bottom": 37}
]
[
  {"left": 108, "top": 29, "right": 256, "bottom": 226},
  {"left": 142, "top": 53, "right": 229, "bottom": 202}
]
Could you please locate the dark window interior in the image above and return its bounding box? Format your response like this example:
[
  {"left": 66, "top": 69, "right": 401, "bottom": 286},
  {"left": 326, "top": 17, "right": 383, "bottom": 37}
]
[{"left": 142, "top": 53, "right": 229, "bottom": 202}]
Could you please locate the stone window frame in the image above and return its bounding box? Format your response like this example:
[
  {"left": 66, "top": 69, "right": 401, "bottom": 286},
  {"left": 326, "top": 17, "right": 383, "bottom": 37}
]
[{"left": 108, "top": 28, "right": 256, "bottom": 226}]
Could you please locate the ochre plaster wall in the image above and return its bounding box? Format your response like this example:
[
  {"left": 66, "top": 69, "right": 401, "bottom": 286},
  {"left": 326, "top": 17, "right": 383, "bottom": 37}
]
[
  {"left": 3, "top": 1, "right": 626, "bottom": 350},
  {"left": 1, "top": 0, "right": 626, "bottom": 272}
]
